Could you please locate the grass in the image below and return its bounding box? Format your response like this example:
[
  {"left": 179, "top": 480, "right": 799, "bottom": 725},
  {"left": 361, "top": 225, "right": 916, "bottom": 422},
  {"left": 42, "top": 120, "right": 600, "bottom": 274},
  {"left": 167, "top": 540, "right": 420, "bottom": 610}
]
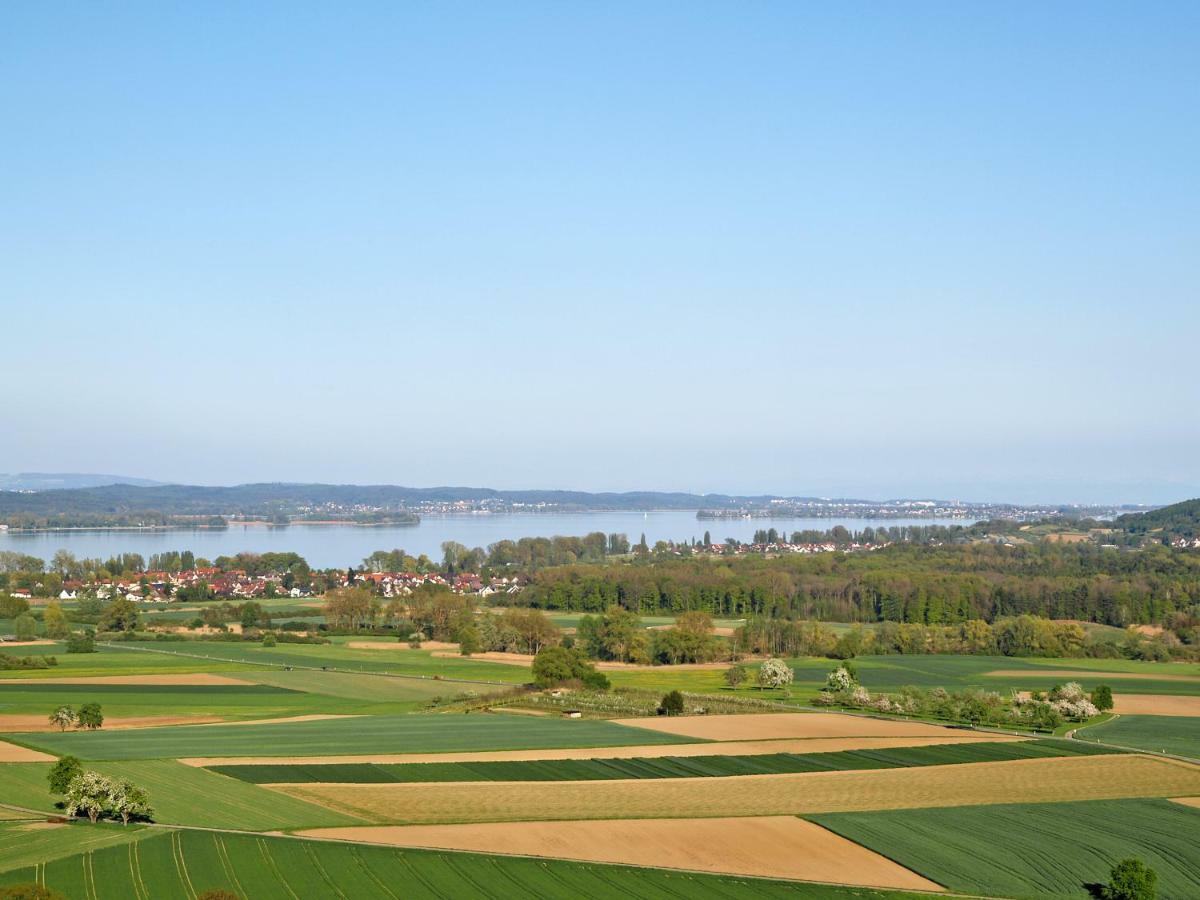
[
  {"left": 275, "top": 754, "right": 1200, "bottom": 825},
  {"left": 1081, "top": 714, "right": 1200, "bottom": 758},
  {"left": 811, "top": 798, "right": 1200, "bottom": 899},
  {"left": 0, "top": 826, "right": 934, "bottom": 899},
  {"left": 0, "top": 761, "right": 362, "bottom": 829},
  {"left": 211, "top": 738, "right": 1119, "bottom": 783},
  {"left": 6, "top": 712, "right": 696, "bottom": 760}
]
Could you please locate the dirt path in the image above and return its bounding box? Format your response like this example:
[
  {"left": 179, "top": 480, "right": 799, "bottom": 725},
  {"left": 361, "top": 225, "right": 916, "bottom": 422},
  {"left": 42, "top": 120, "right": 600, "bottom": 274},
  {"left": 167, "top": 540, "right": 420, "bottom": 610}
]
[
  {"left": 180, "top": 733, "right": 1020, "bottom": 768},
  {"left": 300, "top": 816, "right": 944, "bottom": 891}
]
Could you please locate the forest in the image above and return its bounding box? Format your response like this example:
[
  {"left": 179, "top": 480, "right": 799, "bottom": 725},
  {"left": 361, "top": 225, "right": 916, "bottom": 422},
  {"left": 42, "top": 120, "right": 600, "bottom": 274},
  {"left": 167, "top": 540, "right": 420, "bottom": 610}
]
[{"left": 513, "top": 542, "right": 1200, "bottom": 627}]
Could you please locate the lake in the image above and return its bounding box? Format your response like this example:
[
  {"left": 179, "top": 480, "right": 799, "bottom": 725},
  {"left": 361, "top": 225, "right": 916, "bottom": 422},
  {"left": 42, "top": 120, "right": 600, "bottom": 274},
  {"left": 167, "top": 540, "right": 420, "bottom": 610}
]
[{"left": 0, "top": 512, "right": 973, "bottom": 569}]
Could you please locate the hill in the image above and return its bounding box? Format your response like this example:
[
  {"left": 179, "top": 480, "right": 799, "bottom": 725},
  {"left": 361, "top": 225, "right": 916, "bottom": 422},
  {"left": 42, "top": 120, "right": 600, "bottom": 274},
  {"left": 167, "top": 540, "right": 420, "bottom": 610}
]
[
  {"left": 1117, "top": 498, "right": 1200, "bottom": 540},
  {"left": 0, "top": 473, "right": 163, "bottom": 491}
]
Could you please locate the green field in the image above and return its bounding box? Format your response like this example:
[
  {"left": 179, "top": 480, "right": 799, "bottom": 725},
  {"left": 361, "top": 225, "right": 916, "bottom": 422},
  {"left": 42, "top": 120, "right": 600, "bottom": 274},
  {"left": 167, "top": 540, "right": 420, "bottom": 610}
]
[
  {"left": 210, "top": 738, "right": 1118, "bottom": 784},
  {"left": 0, "top": 760, "right": 361, "bottom": 829},
  {"left": 98, "top": 639, "right": 534, "bottom": 683},
  {"left": 8, "top": 712, "right": 694, "bottom": 760},
  {"left": 611, "top": 654, "right": 1200, "bottom": 703},
  {"left": 0, "top": 672, "right": 460, "bottom": 719},
  {"left": 1081, "top": 714, "right": 1200, "bottom": 758},
  {"left": 0, "top": 825, "right": 929, "bottom": 900},
  {"left": 811, "top": 798, "right": 1200, "bottom": 899}
]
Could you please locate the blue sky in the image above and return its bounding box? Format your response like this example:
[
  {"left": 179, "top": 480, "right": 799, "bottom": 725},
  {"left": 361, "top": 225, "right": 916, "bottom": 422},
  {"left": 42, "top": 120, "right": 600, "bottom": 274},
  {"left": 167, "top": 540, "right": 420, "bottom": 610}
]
[{"left": 2, "top": 3, "right": 1197, "bottom": 503}]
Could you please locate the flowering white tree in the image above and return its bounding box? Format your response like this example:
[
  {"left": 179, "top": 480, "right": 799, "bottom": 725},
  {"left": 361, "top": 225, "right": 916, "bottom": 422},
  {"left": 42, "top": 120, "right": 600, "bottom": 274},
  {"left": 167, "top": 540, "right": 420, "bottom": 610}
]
[
  {"left": 1048, "top": 682, "right": 1099, "bottom": 719},
  {"left": 758, "top": 658, "right": 794, "bottom": 689},
  {"left": 107, "top": 779, "right": 152, "bottom": 826},
  {"left": 49, "top": 705, "right": 76, "bottom": 732},
  {"left": 64, "top": 772, "right": 113, "bottom": 824},
  {"left": 825, "top": 666, "right": 855, "bottom": 692}
]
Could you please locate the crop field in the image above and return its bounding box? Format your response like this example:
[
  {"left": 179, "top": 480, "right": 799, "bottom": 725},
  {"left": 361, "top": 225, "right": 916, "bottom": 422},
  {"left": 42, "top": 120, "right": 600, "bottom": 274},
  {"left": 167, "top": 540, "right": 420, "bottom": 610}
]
[
  {"left": 0, "top": 760, "right": 362, "bottom": 829},
  {"left": 1081, "top": 714, "right": 1200, "bottom": 758},
  {"left": 0, "top": 827, "right": 933, "bottom": 900},
  {"left": 7, "top": 711, "right": 693, "bottom": 760},
  {"left": 275, "top": 754, "right": 1200, "bottom": 825},
  {"left": 0, "top": 670, "right": 477, "bottom": 720},
  {"left": 607, "top": 654, "right": 1200, "bottom": 708},
  {"left": 811, "top": 798, "right": 1200, "bottom": 899},
  {"left": 210, "top": 738, "right": 1117, "bottom": 783},
  {"left": 121, "top": 638, "right": 534, "bottom": 683},
  {"left": 0, "top": 822, "right": 147, "bottom": 874},
  {"left": 301, "top": 816, "right": 944, "bottom": 891},
  {"left": 0, "top": 643, "right": 254, "bottom": 680}
]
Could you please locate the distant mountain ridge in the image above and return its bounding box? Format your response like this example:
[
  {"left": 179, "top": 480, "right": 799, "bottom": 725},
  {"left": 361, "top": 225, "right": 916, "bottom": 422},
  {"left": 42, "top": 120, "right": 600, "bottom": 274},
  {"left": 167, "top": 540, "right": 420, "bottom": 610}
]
[
  {"left": 0, "top": 479, "right": 1143, "bottom": 519},
  {"left": 0, "top": 472, "right": 165, "bottom": 491}
]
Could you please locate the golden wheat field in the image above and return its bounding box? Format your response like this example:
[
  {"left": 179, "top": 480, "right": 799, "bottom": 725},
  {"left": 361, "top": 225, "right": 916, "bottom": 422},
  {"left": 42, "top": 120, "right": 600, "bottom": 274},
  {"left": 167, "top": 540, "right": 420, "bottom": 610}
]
[{"left": 275, "top": 754, "right": 1200, "bottom": 825}]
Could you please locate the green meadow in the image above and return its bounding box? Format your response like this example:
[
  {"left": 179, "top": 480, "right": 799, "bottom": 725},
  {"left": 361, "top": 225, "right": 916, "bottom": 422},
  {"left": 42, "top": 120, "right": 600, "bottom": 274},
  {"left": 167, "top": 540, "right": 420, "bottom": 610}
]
[
  {"left": 0, "top": 825, "right": 932, "bottom": 900},
  {"left": 811, "top": 798, "right": 1200, "bottom": 899}
]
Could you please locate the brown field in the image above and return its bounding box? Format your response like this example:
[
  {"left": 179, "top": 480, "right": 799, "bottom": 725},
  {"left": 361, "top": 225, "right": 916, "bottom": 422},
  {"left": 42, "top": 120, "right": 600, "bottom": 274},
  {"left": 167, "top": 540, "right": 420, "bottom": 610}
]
[
  {"left": 987, "top": 669, "right": 1200, "bottom": 682},
  {"left": 275, "top": 754, "right": 1200, "bottom": 825},
  {"left": 0, "top": 714, "right": 223, "bottom": 732},
  {"left": 301, "top": 816, "right": 943, "bottom": 891},
  {"left": 1170, "top": 796, "right": 1200, "bottom": 809},
  {"left": 0, "top": 740, "right": 55, "bottom": 762},
  {"left": 0, "top": 640, "right": 55, "bottom": 647},
  {"left": 181, "top": 733, "right": 1020, "bottom": 768},
  {"left": 0, "top": 673, "right": 253, "bottom": 687},
  {"left": 1112, "top": 695, "right": 1200, "bottom": 716},
  {"left": 614, "top": 712, "right": 976, "bottom": 741}
]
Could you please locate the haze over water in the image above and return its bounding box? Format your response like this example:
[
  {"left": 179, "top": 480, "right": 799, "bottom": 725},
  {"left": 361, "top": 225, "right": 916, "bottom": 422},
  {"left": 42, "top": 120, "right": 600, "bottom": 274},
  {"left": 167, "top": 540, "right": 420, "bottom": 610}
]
[{"left": 0, "top": 513, "right": 969, "bottom": 569}]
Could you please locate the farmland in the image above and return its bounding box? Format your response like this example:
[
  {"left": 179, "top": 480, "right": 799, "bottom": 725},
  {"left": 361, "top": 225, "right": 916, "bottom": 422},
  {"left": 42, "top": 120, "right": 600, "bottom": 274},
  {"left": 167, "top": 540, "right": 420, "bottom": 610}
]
[
  {"left": 210, "top": 738, "right": 1117, "bottom": 784},
  {"left": 1080, "top": 714, "right": 1200, "bottom": 759},
  {"left": 274, "top": 755, "right": 1200, "bottom": 825},
  {"left": 0, "top": 826, "right": 935, "bottom": 900},
  {"left": 3, "top": 632, "right": 1199, "bottom": 898},
  {"left": 811, "top": 798, "right": 1200, "bottom": 898},
  {"left": 7, "top": 711, "right": 695, "bottom": 760}
]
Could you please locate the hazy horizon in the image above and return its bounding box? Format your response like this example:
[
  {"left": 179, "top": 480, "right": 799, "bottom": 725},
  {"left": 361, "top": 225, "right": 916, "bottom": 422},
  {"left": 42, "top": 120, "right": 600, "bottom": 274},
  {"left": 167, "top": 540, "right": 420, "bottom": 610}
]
[{"left": 4, "top": 5, "right": 1196, "bottom": 506}]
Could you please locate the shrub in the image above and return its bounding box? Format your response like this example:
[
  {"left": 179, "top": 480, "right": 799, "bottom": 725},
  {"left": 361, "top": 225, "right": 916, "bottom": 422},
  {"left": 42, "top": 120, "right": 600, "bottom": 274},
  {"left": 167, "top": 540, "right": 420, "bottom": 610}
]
[
  {"left": 1102, "top": 857, "right": 1157, "bottom": 900},
  {"left": 660, "top": 690, "right": 685, "bottom": 716},
  {"left": 261, "top": 632, "right": 277, "bottom": 647},
  {"left": 65, "top": 631, "right": 96, "bottom": 654}
]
